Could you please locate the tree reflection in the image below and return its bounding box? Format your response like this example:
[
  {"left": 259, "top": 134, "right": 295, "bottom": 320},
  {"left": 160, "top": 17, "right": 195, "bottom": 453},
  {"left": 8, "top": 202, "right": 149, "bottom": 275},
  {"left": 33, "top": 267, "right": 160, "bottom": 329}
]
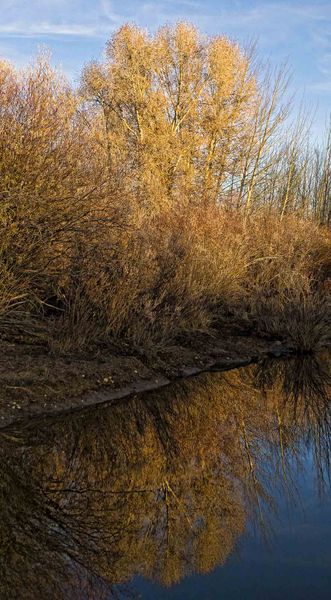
[{"left": 0, "top": 353, "right": 330, "bottom": 599}]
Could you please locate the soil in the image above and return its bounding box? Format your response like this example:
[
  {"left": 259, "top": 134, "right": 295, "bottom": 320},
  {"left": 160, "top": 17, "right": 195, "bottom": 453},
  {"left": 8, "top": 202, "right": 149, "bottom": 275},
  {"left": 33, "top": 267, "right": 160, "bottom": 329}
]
[{"left": 0, "top": 330, "right": 298, "bottom": 430}]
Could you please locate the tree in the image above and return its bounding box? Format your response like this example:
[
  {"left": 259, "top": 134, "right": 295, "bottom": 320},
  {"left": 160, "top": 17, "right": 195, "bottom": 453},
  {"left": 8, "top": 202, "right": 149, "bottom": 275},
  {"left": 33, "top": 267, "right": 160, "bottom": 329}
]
[{"left": 81, "top": 23, "right": 258, "bottom": 213}]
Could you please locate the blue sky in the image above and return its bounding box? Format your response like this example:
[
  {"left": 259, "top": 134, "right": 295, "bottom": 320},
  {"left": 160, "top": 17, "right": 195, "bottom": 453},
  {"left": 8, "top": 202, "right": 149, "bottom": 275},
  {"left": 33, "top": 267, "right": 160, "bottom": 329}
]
[{"left": 1, "top": 0, "right": 330, "bottom": 137}]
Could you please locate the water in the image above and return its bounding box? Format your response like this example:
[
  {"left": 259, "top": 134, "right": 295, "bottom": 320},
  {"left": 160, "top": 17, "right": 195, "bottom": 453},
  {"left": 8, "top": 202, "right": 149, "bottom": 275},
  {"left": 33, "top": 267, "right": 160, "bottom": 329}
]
[{"left": 0, "top": 354, "right": 330, "bottom": 599}]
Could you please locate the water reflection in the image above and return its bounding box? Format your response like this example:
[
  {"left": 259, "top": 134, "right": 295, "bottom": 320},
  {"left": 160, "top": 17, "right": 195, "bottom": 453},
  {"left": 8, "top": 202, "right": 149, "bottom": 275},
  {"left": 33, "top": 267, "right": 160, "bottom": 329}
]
[{"left": 0, "top": 354, "right": 330, "bottom": 599}]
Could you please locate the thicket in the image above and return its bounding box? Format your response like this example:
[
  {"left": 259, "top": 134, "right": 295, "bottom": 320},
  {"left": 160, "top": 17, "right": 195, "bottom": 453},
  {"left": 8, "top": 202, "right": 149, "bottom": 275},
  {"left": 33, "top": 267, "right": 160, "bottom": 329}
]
[{"left": 0, "top": 23, "right": 330, "bottom": 353}]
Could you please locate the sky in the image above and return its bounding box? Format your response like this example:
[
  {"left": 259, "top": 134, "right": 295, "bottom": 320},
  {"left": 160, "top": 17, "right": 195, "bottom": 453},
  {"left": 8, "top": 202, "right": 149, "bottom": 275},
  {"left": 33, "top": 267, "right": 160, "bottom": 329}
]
[{"left": 0, "top": 0, "right": 330, "bottom": 138}]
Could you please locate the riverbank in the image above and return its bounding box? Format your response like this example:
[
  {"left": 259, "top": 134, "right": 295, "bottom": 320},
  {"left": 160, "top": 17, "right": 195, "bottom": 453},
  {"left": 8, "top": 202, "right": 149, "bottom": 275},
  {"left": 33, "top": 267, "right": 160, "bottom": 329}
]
[
  {"left": 1, "top": 30, "right": 330, "bottom": 432},
  {"left": 0, "top": 331, "right": 302, "bottom": 430}
]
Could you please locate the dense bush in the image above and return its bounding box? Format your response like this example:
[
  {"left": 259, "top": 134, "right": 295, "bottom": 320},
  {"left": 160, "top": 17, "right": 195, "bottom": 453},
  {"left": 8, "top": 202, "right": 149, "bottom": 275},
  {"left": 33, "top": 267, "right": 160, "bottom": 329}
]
[{"left": 0, "top": 25, "right": 330, "bottom": 353}]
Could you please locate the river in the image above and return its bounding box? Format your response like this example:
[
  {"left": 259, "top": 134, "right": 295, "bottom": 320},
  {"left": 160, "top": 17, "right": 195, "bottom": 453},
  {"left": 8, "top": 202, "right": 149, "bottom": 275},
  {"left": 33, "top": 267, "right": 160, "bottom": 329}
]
[{"left": 0, "top": 353, "right": 330, "bottom": 599}]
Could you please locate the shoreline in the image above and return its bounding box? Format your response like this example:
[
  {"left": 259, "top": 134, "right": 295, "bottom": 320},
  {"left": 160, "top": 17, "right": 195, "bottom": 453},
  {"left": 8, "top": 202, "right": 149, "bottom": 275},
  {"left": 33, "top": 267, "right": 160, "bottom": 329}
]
[{"left": 0, "top": 333, "right": 302, "bottom": 430}]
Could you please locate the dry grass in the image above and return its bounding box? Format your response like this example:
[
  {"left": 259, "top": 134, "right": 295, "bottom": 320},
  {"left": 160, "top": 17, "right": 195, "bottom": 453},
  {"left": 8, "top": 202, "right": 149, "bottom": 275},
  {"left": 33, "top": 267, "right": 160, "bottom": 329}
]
[
  {"left": 240, "top": 214, "right": 331, "bottom": 349},
  {"left": 4, "top": 202, "right": 329, "bottom": 354}
]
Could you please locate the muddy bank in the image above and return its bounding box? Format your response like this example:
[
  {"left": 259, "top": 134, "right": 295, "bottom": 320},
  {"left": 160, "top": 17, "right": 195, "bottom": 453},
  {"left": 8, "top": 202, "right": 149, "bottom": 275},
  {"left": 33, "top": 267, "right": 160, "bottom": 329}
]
[{"left": 0, "top": 332, "right": 303, "bottom": 430}]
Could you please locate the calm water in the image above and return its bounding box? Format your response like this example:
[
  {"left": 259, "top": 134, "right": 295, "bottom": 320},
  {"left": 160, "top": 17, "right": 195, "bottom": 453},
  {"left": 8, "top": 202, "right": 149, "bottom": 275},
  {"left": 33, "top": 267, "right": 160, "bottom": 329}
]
[{"left": 0, "top": 354, "right": 330, "bottom": 599}]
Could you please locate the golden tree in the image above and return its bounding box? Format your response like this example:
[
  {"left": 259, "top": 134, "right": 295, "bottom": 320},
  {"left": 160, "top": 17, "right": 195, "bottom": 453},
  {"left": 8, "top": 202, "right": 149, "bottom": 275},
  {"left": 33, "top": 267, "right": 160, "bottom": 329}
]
[{"left": 82, "top": 23, "right": 257, "bottom": 213}]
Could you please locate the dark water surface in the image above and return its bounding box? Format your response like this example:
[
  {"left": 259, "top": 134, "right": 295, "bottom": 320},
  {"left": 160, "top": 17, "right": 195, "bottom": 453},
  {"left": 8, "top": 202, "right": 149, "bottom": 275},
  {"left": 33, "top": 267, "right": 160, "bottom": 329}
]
[{"left": 0, "top": 354, "right": 330, "bottom": 599}]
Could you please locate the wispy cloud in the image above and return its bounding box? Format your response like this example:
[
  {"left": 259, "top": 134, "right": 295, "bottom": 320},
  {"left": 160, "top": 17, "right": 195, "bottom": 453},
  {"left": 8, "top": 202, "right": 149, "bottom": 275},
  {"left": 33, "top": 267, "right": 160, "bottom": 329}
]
[
  {"left": 0, "top": 22, "right": 101, "bottom": 37},
  {"left": 0, "top": 0, "right": 124, "bottom": 39},
  {"left": 0, "top": 1, "right": 323, "bottom": 41},
  {"left": 309, "top": 80, "right": 331, "bottom": 93},
  {"left": 318, "top": 52, "right": 331, "bottom": 76}
]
